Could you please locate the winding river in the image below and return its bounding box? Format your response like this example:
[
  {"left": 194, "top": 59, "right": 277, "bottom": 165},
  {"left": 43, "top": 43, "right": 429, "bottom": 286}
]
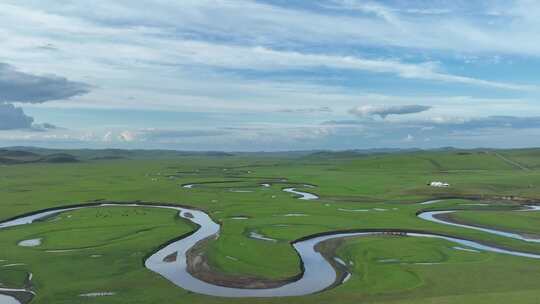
[
  {"left": 0, "top": 293, "right": 23, "bottom": 304},
  {"left": 0, "top": 287, "right": 35, "bottom": 304},
  {"left": 181, "top": 179, "right": 320, "bottom": 201},
  {"left": 2, "top": 199, "right": 540, "bottom": 300},
  {"left": 282, "top": 188, "right": 319, "bottom": 200},
  {"left": 418, "top": 206, "right": 540, "bottom": 243}
]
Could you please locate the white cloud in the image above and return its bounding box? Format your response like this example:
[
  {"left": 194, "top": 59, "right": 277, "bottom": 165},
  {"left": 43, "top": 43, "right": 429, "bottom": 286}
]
[
  {"left": 277, "top": 107, "right": 332, "bottom": 113},
  {"left": 0, "top": 62, "right": 90, "bottom": 103},
  {"left": 0, "top": 1, "right": 539, "bottom": 150},
  {"left": 0, "top": 102, "right": 34, "bottom": 130},
  {"left": 403, "top": 134, "right": 414, "bottom": 142},
  {"left": 4, "top": 114, "right": 540, "bottom": 150},
  {"left": 118, "top": 130, "right": 137, "bottom": 142},
  {"left": 349, "top": 104, "right": 431, "bottom": 118},
  {"left": 10, "top": 0, "right": 538, "bottom": 57},
  {"left": 102, "top": 131, "right": 113, "bottom": 142},
  {"left": 0, "top": 1, "right": 534, "bottom": 94}
]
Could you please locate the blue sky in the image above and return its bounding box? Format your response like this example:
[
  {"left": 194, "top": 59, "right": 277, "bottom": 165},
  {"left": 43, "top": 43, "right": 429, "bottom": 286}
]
[{"left": 1, "top": 0, "right": 540, "bottom": 151}]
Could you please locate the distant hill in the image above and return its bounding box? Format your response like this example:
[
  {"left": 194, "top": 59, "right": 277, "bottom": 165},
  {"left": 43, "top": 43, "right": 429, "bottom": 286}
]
[
  {"left": 178, "top": 151, "right": 234, "bottom": 157},
  {"left": 90, "top": 156, "right": 127, "bottom": 161},
  {"left": 2, "top": 147, "right": 539, "bottom": 167},
  {"left": 0, "top": 149, "right": 79, "bottom": 164},
  {"left": 40, "top": 153, "right": 79, "bottom": 163},
  {"left": 306, "top": 148, "right": 423, "bottom": 159},
  {"left": 0, "top": 147, "right": 235, "bottom": 163},
  {"left": 0, "top": 149, "right": 40, "bottom": 158},
  {"left": 89, "top": 151, "right": 232, "bottom": 160}
]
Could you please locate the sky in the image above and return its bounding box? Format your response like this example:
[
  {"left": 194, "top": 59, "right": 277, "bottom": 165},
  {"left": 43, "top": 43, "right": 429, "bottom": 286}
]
[{"left": 1, "top": 0, "right": 540, "bottom": 151}]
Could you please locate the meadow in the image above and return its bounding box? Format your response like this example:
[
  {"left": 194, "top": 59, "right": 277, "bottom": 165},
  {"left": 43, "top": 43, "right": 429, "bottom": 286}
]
[{"left": 1, "top": 148, "right": 540, "bottom": 303}]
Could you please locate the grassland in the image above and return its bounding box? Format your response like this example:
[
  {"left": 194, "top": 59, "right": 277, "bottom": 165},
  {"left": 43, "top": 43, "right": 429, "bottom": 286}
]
[{"left": 1, "top": 148, "right": 540, "bottom": 303}]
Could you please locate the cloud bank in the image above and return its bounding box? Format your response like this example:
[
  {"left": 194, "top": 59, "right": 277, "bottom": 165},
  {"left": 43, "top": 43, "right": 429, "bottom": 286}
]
[
  {"left": 0, "top": 63, "right": 91, "bottom": 103},
  {"left": 349, "top": 104, "right": 431, "bottom": 118},
  {"left": 277, "top": 107, "right": 332, "bottom": 113},
  {"left": 0, "top": 102, "right": 34, "bottom": 130},
  {"left": 0, "top": 63, "right": 91, "bottom": 131}
]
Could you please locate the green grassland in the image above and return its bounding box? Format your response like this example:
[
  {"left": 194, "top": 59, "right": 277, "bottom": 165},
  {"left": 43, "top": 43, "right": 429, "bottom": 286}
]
[{"left": 1, "top": 148, "right": 540, "bottom": 303}]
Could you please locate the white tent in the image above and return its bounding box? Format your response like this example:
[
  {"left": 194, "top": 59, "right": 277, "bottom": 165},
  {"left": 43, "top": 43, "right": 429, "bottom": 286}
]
[{"left": 429, "top": 181, "right": 449, "bottom": 187}]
